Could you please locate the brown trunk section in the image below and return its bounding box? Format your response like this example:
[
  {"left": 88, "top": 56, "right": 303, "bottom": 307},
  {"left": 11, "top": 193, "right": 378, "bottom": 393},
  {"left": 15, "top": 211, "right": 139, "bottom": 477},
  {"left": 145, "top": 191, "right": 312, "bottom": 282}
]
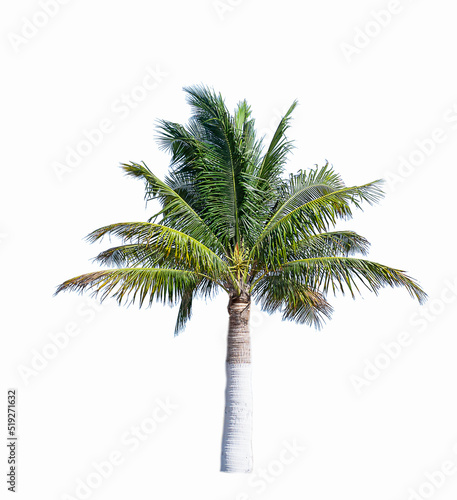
[{"left": 226, "top": 297, "right": 251, "bottom": 364}]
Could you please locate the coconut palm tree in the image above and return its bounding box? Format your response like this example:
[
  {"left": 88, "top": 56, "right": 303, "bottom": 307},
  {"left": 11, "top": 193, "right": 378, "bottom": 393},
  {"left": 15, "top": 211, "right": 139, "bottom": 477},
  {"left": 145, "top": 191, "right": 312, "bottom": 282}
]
[{"left": 56, "top": 85, "right": 426, "bottom": 473}]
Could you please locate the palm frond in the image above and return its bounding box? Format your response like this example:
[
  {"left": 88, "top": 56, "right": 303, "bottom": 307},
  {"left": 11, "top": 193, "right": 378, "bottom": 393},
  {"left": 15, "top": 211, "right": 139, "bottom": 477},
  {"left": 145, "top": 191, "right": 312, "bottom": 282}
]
[
  {"left": 182, "top": 85, "right": 246, "bottom": 245},
  {"left": 174, "top": 289, "right": 194, "bottom": 336},
  {"left": 250, "top": 164, "right": 384, "bottom": 265},
  {"left": 280, "top": 256, "right": 427, "bottom": 304},
  {"left": 181, "top": 85, "right": 274, "bottom": 247},
  {"left": 252, "top": 273, "right": 333, "bottom": 328},
  {"left": 55, "top": 268, "right": 202, "bottom": 308},
  {"left": 154, "top": 119, "right": 207, "bottom": 213},
  {"left": 121, "top": 162, "right": 226, "bottom": 253},
  {"left": 87, "top": 222, "right": 229, "bottom": 278},
  {"left": 255, "top": 100, "right": 297, "bottom": 189},
  {"left": 171, "top": 276, "right": 219, "bottom": 336},
  {"left": 269, "top": 164, "right": 383, "bottom": 232},
  {"left": 288, "top": 231, "right": 370, "bottom": 259}
]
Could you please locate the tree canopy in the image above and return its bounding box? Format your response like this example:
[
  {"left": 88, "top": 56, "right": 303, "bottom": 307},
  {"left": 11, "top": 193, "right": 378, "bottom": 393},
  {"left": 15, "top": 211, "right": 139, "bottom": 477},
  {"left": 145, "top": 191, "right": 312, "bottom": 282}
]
[{"left": 56, "top": 85, "right": 427, "bottom": 334}]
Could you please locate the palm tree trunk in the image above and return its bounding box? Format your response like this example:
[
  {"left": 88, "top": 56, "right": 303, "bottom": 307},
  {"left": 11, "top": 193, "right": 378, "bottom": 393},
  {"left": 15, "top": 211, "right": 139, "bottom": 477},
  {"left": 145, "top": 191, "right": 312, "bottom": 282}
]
[{"left": 220, "top": 296, "right": 253, "bottom": 473}]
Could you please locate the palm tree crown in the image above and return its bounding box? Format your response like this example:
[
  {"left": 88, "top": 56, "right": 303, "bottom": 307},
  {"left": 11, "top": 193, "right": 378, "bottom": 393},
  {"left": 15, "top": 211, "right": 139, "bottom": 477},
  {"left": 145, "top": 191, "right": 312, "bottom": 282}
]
[{"left": 56, "top": 85, "right": 427, "bottom": 333}]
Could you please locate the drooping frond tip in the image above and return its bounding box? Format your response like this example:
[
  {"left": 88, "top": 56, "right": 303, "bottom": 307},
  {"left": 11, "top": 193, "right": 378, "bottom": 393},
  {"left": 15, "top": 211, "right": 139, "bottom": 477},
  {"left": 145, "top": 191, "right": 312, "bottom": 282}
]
[{"left": 252, "top": 273, "right": 333, "bottom": 330}]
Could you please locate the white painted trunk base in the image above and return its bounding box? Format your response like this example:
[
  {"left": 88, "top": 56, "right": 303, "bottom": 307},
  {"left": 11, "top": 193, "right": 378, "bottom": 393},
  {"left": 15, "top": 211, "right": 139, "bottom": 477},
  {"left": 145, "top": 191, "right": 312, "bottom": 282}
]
[{"left": 221, "top": 363, "right": 253, "bottom": 473}]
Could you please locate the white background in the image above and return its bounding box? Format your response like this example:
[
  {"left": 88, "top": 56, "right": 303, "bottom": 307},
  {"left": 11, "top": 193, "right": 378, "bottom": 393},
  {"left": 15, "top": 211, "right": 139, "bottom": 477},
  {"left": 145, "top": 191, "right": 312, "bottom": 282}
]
[{"left": 2, "top": 0, "right": 457, "bottom": 499}]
